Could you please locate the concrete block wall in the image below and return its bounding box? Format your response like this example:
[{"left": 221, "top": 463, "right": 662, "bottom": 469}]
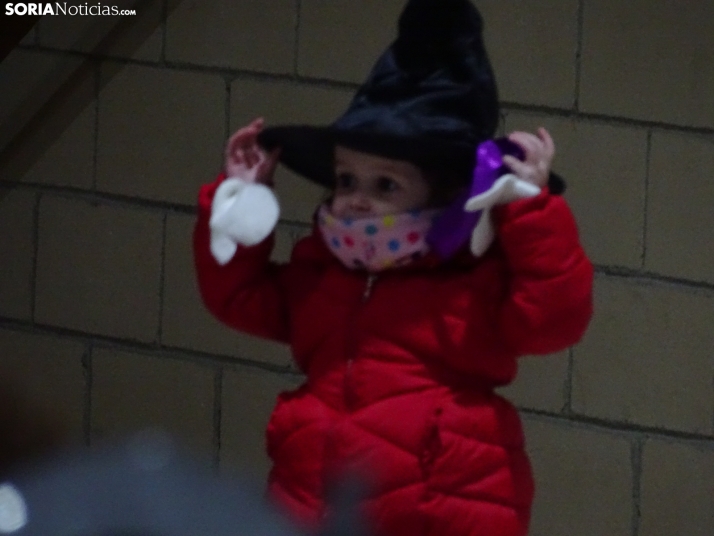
[{"left": 0, "top": 1, "right": 712, "bottom": 534}]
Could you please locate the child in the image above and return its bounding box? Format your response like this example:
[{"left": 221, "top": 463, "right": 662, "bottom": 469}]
[{"left": 193, "top": 1, "right": 593, "bottom": 535}]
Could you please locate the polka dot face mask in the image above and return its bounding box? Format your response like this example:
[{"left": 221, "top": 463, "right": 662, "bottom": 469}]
[{"left": 317, "top": 204, "right": 440, "bottom": 272}]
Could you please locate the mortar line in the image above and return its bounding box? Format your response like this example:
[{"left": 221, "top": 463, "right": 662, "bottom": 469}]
[
  {"left": 593, "top": 265, "right": 714, "bottom": 293},
  {"left": 519, "top": 408, "right": 714, "bottom": 444},
  {"left": 92, "top": 60, "right": 100, "bottom": 191},
  {"left": 160, "top": 0, "right": 168, "bottom": 65},
  {"left": 499, "top": 102, "right": 714, "bottom": 137},
  {"left": 156, "top": 213, "right": 168, "bottom": 344},
  {"left": 0, "top": 181, "right": 318, "bottom": 229},
  {"left": 0, "top": 317, "right": 299, "bottom": 376},
  {"left": 640, "top": 130, "right": 652, "bottom": 269},
  {"left": 224, "top": 78, "right": 232, "bottom": 140},
  {"left": 82, "top": 342, "right": 94, "bottom": 448},
  {"left": 15, "top": 44, "right": 358, "bottom": 88},
  {"left": 293, "top": 0, "right": 302, "bottom": 76},
  {"left": 573, "top": 0, "right": 585, "bottom": 111},
  {"left": 562, "top": 346, "right": 574, "bottom": 415},
  {"left": 631, "top": 436, "right": 644, "bottom": 536},
  {"left": 0, "top": 180, "right": 197, "bottom": 215}
]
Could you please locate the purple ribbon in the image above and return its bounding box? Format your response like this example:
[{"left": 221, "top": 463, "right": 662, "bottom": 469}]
[{"left": 426, "top": 138, "right": 525, "bottom": 259}]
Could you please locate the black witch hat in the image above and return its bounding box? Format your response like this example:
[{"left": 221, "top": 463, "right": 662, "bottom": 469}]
[{"left": 258, "top": 0, "right": 499, "bottom": 188}]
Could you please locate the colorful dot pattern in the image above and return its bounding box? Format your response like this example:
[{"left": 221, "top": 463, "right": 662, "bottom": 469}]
[{"left": 317, "top": 205, "right": 439, "bottom": 271}]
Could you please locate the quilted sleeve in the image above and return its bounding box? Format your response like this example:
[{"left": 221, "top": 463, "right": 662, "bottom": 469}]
[
  {"left": 193, "top": 172, "right": 290, "bottom": 343},
  {"left": 492, "top": 190, "right": 594, "bottom": 355}
]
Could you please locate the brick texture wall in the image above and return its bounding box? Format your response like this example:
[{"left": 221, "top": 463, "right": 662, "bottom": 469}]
[{"left": 1, "top": 1, "right": 713, "bottom": 535}]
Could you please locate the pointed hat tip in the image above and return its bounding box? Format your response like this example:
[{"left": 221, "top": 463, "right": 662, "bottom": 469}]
[{"left": 398, "top": 0, "right": 483, "bottom": 38}]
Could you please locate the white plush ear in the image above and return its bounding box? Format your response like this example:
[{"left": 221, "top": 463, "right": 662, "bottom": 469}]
[
  {"left": 209, "top": 178, "right": 280, "bottom": 265},
  {"left": 464, "top": 174, "right": 540, "bottom": 212},
  {"left": 210, "top": 234, "right": 239, "bottom": 266},
  {"left": 469, "top": 208, "right": 495, "bottom": 257},
  {"left": 464, "top": 173, "right": 541, "bottom": 256}
]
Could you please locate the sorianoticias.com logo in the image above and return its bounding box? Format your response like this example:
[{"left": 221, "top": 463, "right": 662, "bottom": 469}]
[{"left": 5, "top": 3, "right": 136, "bottom": 15}]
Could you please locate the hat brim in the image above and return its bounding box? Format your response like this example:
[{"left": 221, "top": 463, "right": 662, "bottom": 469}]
[
  {"left": 258, "top": 125, "right": 475, "bottom": 188},
  {"left": 258, "top": 126, "right": 334, "bottom": 188}
]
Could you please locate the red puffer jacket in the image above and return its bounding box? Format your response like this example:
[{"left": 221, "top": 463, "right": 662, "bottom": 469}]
[{"left": 194, "top": 173, "right": 593, "bottom": 536}]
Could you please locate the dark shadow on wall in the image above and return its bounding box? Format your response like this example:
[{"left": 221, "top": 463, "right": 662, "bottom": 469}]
[
  {"left": 0, "top": 0, "right": 184, "bottom": 195},
  {"left": 0, "top": 15, "right": 40, "bottom": 61}
]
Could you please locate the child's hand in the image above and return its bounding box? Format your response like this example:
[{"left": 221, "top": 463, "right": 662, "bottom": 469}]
[
  {"left": 224, "top": 117, "right": 281, "bottom": 186},
  {"left": 501, "top": 127, "right": 555, "bottom": 190}
]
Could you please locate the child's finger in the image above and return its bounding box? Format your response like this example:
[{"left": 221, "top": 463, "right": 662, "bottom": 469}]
[
  {"left": 234, "top": 119, "right": 261, "bottom": 146},
  {"left": 537, "top": 128, "right": 555, "bottom": 160},
  {"left": 259, "top": 148, "right": 282, "bottom": 185},
  {"left": 225, "top": 136, "right": 244, "bottom": 166},
  {"left": 246, "top": 145, "right": 262, "bottom": 169},
  {"left": 508, "top": 131, "right": 541, "bottom": 159},
  {"left": 245, "top": 118, "right": 264, "bottom": 144},
  {"left": 249, "top": 120, "right": 266, "bottom": 158},
  {"left": 227, "top": 131, "right": 249, "bottom": 160},
  {"left": 502, "top": 154, "right": 532, "bottom": 180},
  {"left": 225, "top": 118, "right": 267, "bottom": 170},
  {"left": 243, "top": 127, "right": 259, "bottom": 150}
]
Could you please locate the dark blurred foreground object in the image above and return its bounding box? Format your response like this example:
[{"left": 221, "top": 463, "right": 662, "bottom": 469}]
[
  {"left": 320, "top": 473, "right": 372, "bottom": 536},
  {"left": 0, "top": 430, "right": 369, "bottom": 536},
  {"left": 0, "top": 380, "right": 68, "bottom": 477}
]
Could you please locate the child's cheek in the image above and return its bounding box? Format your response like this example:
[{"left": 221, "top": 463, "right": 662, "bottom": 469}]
[{"left": 329, "top": 195, "right": 346, "bottom": 217}]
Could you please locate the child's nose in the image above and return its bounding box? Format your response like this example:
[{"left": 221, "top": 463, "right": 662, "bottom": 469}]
[{"left": 348, "top": 192, "right": 372, "bottom": 213}]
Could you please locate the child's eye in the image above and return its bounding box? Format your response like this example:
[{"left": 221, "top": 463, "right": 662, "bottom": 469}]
[
  {"left": 377, "top": 177, "right": 399, "bottom": 193},
  {"left": 335, "top": 172, "right": 355, "bottom": 189}
]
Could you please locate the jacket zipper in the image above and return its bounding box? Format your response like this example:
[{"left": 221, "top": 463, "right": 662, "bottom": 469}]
[
  {"left": 321, "top": 274, "right": 378, "bottom": 521},
  {"left": 362, "top": 273, "right": 377, "bottom": 301},
  {"left": 344, "top": 273, "right": 377, "bottom": 410}
]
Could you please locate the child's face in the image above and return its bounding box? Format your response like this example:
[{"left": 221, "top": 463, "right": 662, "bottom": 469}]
[{"left": 330, "top": 146, "right": 431, "bottom": 219}]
